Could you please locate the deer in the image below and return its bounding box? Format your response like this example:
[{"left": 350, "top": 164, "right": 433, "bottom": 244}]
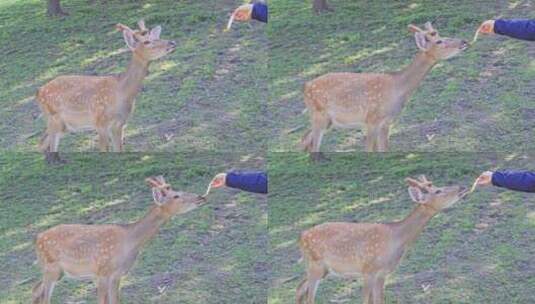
[
  {"left": 32, "top": 176, "right": 205, "bottom": 304},
  {"left": 296, "top": 175, "right": 468, "bottom": 304},
  {"left": 36, "top": 20, "right": 176, "bottom": 163},
  {"left": 300, "top": 22, "right": 469, "bottom": 161}
]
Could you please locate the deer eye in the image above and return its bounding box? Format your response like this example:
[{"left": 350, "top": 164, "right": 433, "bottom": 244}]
[
  {"left": 436, "top": 40, "right": 443, "bottom": 44},
  {"left": 173, "top": 195, "right": 180, "bottom": 199},
  {"left": 435, "top": 190, "right": 442, "bottom": 194},
  {"left": 430, "top": 32, "right": 437, "bottom": 36}
]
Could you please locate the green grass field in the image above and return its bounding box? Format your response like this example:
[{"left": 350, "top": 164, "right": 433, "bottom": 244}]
[
  {"left": 0, "top": 153, "right": 267, "bottom": 303},
  {"left": 268, "top": 0, "right": 535, "bottom": 152},
  {"left": 268, "top": 153, "right": 535, "bottom": 303},
  {"left": 0, "top": 0, "right": 268, "bottom": 152}
]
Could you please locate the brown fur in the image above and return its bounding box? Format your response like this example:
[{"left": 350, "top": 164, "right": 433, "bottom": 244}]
[
  {"left": 36, "top": 20, "right": 176, "bottom": 156},
  {"left": 300, "top": 22, "right": 468, "bottom": 155},
  {"left": 296, "top": 176, "right": 468, "bottom": 304},
  {"left": 32, "top": 176, "right": 204, "bottom": 304}
]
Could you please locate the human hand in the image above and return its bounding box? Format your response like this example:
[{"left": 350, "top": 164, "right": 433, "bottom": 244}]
[
  {"left": 477, "top": 20, "right": 496, "bottom": 35},
  {"left": 232, "top": 4, "right": 254, "bottom": 22},
  {"left": 210, "top": 173, "right": 227, "bottom": 188},
  {"left": 476, "top": 171, "right": 494, "bottom": 186}
]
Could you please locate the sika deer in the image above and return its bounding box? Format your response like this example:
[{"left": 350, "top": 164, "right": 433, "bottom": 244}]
[
  {"left": 296, "top": 176, "right": 468, "bottom": 304},
  {"left": 36, "top": 20, "right": 176, "bottom": 163},
  {"left": 32, "top": 176, "right": 205, "bottom": 304},
  {"left": 301, "top": 22, "right": 469, "bottom": 160}
]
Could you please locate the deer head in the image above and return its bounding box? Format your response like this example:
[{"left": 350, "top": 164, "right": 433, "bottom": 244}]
[
  {"left": 116, "top": 20, "right": 176, "bottom": 61},
  {"left": 405, "top": 175, "right": 467, "bottom": 211},
  {"left": 408, "top": 22, "right": 468, "bottom": 60},
  {"left": 146, "top": 176, "right": 205, "bottom": 216}
]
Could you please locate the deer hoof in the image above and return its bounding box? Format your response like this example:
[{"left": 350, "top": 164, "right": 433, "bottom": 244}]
[
  {"left": 45, "top": 152, "right": 67, "bottom": 165},
  {"left": 310, "top": 152, "right": 330, "bottom": 163}
]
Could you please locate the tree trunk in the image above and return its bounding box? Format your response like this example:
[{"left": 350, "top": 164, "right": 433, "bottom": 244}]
[
  {"left": 47, "top": 0, "right": 68, "bottom": 16},
  {"left": 313, "top": 0, "right": 333, "bottom": 14}
]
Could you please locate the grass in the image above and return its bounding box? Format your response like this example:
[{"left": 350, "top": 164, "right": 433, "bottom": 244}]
[
  {"left": 0, "top": 152, "right": 267, "bottom": 303},
  {"left": 268, "top": 0, "right": 535, "bottom": 152},
  {"left": 268, "top": 152, "right": 535, "bottom": 303},
  {"left": 0, "top": 0, "right": 268, "bottom": 152}
]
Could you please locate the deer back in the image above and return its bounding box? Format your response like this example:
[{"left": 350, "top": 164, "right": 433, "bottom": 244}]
[{"left": 304, "top": 72, "right": 397, "bottom": 125}]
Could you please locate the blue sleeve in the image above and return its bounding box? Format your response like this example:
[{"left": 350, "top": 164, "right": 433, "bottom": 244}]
[
  {"left": 494, "top": 19, "right": 535, "bottom": 41},
  {"left": 492, "top": 170, "right": 535, "bottom": 193},
  {"left": 252, "top": 3, "right": 268, "bottom": 23},
  {"left": 225, "top": 171, "right": 268, "bottom": 194}
]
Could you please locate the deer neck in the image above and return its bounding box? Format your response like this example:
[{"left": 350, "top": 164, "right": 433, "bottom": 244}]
[
  {"left": 390, "top": 204, "right": 438, "bottom": 247},
  {"left": 118, "top": 53, "right": 150, "bottom": 104},
  {"left": 394, "top": 51, "right": 437, "bottom": 100},
  {"left": 126, "top": 205, "right": 169, "bottom": 250}
]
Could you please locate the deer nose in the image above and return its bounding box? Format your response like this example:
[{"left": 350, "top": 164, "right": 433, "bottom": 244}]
[
  {"left": 460, "top": 40, "right": 469, "bottom": 49},
  {"left": 169, "top": 41, "right": 177, "bottom": 47}
]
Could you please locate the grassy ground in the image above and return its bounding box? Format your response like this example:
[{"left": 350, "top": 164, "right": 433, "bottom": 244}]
[
  {"left": 268, "top": 0, "right": 535, "bottom": 152},
  {"left": 0, "top": 0, "right": 268, "bottom": 152},
  {"left": 0, "top": 153, "right": 267, "bottom": 303},
  {"left": 268, "top": 153, "right": 535, "bottom": 303}
]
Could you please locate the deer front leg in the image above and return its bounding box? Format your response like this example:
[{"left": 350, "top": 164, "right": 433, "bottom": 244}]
[
  {"left": 97, "top": 127, "right": 110, "bottom": 152},
  {"left": 362, "top": 275, "right": 373, "bottom": 304},
  {"left": 371, "top": 275, "right": 385, "bottom": 304},
  {"left": 107, "top": 275, "right": 121, "bottom": 304},
  {"left": 110, "top": 123, "right": 125, "bottom": 152},
  {"left": 365, "top": 125, "right": 379, "bottom": 152},
  {"left": 376, "top": 122, "right": 391, "bottom": 152},
  {"left": 97, "top": 277, "right": 110, "bottom": 304}
]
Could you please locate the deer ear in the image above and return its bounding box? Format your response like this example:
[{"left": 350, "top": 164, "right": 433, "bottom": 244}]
[
  {"left": 146, "top": 177, "right": 159, "bottom": 188},
  {"left": 122, "top": 29, "right": 137, "bottom": 50},
  {"left": 149, "top": 26, "right": 162, "bottom": 40},
  {"left": 424, "top": 21, "right": 434, "bottom": 32},
  {"left": 156, "top": 175, "right": 166, "bottom": 185},
  {"left": 414, "top": 31, "right": 429, "bottom": 51},
  {"left": 408, "top": 186, "right": 425, "bottom": 203},
  {"left": 152, "top": 188, "right": 165, "bottom": 205},
  {"left": 405, "top": 177, "right": 421, "bottom": 187},
  {"left": 408, "top": 24, "right": 423, "bottom": 33},
  {"left": 138, "top": 19, "right": 147, "bottom": 31}
]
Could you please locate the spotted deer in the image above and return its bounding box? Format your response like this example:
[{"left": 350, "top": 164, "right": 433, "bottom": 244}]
[
  {"left": 296, "top": 176, "right": 468, "bottom": 304},
  {"left": 300, "top": 22, "right": 468, "bottom": 160},
  {"left": 36, "top": 20, "right": 176, "bottom": 163},
  {"left": 32, "top": 176, "right": 205, "bottom": 304}
]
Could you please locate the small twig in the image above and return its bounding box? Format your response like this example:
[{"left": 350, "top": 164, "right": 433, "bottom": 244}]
[
  {"left": 286, "top": 125, "right": 305, "bottom": 134},
  {"left": 224, "top": 11, "right": 236, "bottom": 32},
  {"left": 15, "top": 277, "right": 34, "bottom": 286},
  {"left": 471, "top": 27, "right": 481, "bottom": 44},
  {"left": 469, "top": 177, "right": 479, "bottom": 193}
]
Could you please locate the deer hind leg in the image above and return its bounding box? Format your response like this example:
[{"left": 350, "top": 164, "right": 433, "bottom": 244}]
[
  {"left": 306, "top": 112, "right": 331, "bottom": 161},
  {"left": 42, "top": 115, "right": 66, "bottom": 164},
  {"left": 305, "top": 262, "right": 327, "bottom": 304},
  {"left": 295, "top": 278, "right": 308, "bottom": 304},
  {"left": 32, "top": 264, "right": 61, "bottom": 304}
]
